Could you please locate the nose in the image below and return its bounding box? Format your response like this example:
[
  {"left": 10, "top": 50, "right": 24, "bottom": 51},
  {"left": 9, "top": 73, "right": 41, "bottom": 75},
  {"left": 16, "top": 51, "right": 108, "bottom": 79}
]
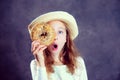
[{"left": 54, "top": 34, "right": 58, "bottom": 41}]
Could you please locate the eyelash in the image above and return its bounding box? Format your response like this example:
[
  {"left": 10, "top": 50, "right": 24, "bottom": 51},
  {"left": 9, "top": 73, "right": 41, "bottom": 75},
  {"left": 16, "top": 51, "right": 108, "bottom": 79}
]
[{"left": 58, "top": 31, "right": 63, "bottom": 34}]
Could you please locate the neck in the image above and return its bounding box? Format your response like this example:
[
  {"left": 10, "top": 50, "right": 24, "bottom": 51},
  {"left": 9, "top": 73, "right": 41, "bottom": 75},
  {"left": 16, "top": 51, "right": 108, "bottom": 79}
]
[
  {"left": 53, "top": 58, "right": 63, "bottom": 65},
  {"left": 53, "top": 55, "right": 60, "bottom": 62},
  {"left": 52, "top": 53, "right": 63, "bottom": 65}
]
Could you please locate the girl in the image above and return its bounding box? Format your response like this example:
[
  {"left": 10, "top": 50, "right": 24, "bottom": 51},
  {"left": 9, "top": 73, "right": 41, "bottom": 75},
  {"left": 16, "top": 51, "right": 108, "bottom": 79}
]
[{"left": 28, "top": 11, "right": 88, "bottom": 80}]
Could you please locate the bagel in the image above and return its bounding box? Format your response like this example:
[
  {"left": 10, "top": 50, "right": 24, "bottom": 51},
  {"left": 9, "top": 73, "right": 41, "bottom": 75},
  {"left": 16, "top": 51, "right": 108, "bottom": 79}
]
[{"left": 30, "top": 22, "right": 55, "bottom": 45}]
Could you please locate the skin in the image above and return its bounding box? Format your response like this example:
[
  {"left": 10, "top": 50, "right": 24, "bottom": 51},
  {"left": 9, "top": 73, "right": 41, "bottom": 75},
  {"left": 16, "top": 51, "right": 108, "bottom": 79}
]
[{"left": 31, "top": 20, "right": 67, "bottom": 67}]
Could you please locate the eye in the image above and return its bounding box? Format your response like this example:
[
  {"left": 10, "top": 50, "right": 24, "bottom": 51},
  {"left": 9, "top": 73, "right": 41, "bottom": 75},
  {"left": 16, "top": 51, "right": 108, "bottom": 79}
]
[{"left": 58, "top": 30, "right": 63, "bottom": 34}]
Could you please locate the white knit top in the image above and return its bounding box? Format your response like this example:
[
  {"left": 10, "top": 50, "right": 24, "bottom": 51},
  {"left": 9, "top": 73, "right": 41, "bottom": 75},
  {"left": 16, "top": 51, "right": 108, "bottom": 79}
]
[{"left": 30, "top": 57, "right": 88, "bottom": 80}]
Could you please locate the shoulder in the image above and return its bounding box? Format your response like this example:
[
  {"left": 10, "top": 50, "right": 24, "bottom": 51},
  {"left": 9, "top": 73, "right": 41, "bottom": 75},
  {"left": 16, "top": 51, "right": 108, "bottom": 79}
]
[
  {"left": 76, "top": 56, "right": 86, "bottom": 69},
  {"left": 30, "top": 59, "right": 36, "bottom": 68},
  {"left": 30, "top": 59, "right": 36, "bottom": 65},
  {"left": 76, "top": 56, "right": 85, "bottom": 64},
  {"left": 75, "top": 57, "right": 88, "bottom": 80}
]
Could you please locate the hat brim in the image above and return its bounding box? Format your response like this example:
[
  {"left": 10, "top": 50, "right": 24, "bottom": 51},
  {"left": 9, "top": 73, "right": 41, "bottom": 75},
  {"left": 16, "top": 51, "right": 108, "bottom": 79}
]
[{"left": 28, "top": 11, "right": 79, "bottom": 40}]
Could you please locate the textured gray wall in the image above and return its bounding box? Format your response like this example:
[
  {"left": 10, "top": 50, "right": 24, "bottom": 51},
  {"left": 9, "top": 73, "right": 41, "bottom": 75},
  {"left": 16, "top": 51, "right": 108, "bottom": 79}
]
[{"left": 0, "top": 0, "right": 120, "bottom": 80}]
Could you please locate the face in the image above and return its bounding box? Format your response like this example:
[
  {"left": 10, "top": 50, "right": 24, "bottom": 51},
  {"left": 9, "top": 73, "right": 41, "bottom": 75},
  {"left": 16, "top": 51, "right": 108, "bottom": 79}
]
[{"left": 47, "top": 20, "right": 67, "bottom": 56}]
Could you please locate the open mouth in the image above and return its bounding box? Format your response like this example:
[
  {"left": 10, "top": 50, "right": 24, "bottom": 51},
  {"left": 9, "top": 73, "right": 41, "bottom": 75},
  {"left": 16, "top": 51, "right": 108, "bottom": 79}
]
[
  {"left": 52, "top": 44, "right": 58, "bottom": 50},
  {"left": 54, "top": 44, "right": 58, "bottom": 48}
]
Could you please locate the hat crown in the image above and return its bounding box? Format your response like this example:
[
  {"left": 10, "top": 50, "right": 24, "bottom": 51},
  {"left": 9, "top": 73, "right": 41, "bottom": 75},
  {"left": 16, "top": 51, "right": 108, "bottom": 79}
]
[{"left": 28, "top": 11, "right": 79, "bottom": 40}]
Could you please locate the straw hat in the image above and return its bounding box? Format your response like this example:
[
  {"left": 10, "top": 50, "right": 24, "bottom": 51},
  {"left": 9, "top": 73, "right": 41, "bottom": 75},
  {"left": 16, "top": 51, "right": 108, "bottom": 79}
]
[{"left": 28, "top": 11, "right": 79, "bottom": 40}]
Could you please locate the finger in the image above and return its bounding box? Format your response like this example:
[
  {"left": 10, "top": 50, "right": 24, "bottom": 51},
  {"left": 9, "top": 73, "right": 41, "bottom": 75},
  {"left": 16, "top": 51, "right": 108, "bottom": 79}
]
[
  {"left": 33, "top": 45, "right": 41, "bottom": 55},
  {"left": 31, "top": 41, "right": 40, "bottom": 52},
  {"left": 33, "top": 45, "right": 47, "bottom": 55},
  {"left": 31, "top": 41, "right": 36, "bottom": 52},
  {"left": 34, "top": 54, "right": 39, "bottom": 62},
  {"left": 40, "top": 46, "right": 47, "bottom": 52}
]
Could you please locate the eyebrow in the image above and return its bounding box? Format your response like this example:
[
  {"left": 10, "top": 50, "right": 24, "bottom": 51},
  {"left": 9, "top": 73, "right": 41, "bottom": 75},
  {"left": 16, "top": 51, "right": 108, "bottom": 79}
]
[{"left": 58, "top": 26, "right": 66, "bottom": 30}]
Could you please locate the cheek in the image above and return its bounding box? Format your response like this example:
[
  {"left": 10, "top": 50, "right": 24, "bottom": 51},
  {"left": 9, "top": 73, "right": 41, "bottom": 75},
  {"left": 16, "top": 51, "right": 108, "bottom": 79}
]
[
  {"left": 63, "top": 37, "right": 66, "bottom": 43},
  {"left": 59, "top": 35, "right": 66, "bottom": 43},
  {"left": 59, "top": 40, "right": 66, "bottom": 50},
  {"left": 60, "top": 36, "right": 66, "bottom": 46}
]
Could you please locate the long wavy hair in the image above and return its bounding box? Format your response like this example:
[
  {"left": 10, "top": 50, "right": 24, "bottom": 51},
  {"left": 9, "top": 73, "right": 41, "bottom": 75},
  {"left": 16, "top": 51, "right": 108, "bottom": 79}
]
[{"left": 43, "top": 21, "right": 79, "bottom": 75}]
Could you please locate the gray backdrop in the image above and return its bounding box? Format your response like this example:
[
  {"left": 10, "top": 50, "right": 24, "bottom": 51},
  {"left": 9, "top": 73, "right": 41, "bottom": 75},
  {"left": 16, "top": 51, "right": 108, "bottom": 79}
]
[{"left": 0, "top": 0, "right": 120, "bottom": 80}]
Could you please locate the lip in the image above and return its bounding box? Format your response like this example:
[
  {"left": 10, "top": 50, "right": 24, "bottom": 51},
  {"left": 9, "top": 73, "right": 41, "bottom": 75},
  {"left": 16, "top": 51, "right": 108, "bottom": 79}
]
[{"left": 52, "top": 43, "right": 58, "bottom": 51}]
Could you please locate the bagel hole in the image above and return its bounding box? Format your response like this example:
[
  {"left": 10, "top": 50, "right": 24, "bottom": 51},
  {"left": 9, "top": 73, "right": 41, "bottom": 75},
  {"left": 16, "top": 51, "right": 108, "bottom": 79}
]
[{"left": 40, "top": 32, "right": 47, "bottom": 38}]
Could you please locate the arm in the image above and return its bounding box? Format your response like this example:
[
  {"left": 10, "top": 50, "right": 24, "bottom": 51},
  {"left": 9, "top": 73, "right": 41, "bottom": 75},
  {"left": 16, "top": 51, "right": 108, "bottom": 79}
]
[
  {"left": 30, "top": 40, "right": 48, "bottom": 80},
  {"left": 30, "top": 60, "right": 48, "bottom": 80}
]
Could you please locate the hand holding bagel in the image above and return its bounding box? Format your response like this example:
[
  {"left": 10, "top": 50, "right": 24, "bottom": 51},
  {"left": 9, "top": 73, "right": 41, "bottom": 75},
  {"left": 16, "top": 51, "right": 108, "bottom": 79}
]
[{"left": 31, "top": 40, "right": 47, "bottom": 66}]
